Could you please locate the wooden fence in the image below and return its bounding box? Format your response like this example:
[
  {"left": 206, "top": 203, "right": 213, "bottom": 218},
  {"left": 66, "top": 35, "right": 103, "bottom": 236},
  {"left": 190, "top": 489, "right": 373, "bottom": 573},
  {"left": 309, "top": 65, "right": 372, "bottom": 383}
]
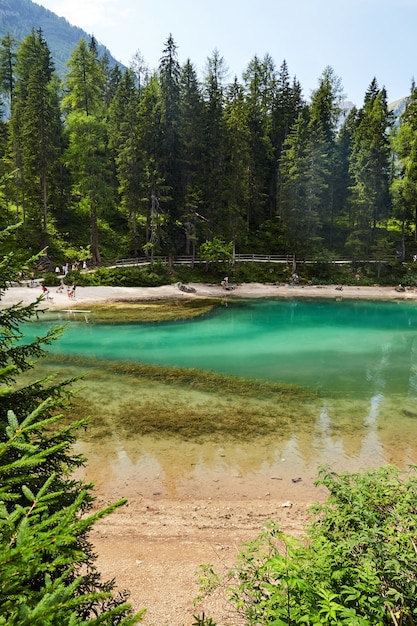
[{"left": 113, "top": 254, "right": 354, "bottom": 267}]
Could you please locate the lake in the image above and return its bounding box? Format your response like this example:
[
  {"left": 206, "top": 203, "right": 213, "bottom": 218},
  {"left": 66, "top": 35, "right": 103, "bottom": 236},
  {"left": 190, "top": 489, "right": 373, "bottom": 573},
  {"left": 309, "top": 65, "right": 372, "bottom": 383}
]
[{"left": 25, "top": 297, "right": 417, "bottom": 500}]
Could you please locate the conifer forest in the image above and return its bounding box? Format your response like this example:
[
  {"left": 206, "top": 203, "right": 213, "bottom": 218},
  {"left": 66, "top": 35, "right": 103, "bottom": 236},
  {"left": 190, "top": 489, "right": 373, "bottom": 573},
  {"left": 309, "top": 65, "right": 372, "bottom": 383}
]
[{"left": 1, "top": 29, "right": 417, "bottom": 268}]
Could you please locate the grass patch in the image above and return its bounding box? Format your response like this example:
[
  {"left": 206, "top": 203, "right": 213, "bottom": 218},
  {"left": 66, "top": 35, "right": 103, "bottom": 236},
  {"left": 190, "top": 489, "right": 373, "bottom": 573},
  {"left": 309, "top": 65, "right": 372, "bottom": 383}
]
[
  {"left": 49, "top": 353, "right": 315, "bottom": 399},
  {"left": 37, "top": 354, "right": 318, "bottom": 441},
  {"left": 69, "top": 298, "right": 219, "bottom": 323}
]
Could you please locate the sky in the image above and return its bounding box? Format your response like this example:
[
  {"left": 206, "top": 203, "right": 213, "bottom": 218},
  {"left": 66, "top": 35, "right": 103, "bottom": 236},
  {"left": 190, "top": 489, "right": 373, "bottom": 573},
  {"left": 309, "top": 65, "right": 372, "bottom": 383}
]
[{"left": 35, "top": 0, "right": 417, "bottom": 106}]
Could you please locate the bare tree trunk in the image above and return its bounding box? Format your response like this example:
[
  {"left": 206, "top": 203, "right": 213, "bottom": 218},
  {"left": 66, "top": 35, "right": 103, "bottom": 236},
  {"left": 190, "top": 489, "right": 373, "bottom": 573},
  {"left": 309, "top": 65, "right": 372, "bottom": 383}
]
[
  {"left": 42, "top": 173, "right": 48, "bottom": 234},
  {"left": 91, "top": 201, "right": 101, "bottom": 265}
]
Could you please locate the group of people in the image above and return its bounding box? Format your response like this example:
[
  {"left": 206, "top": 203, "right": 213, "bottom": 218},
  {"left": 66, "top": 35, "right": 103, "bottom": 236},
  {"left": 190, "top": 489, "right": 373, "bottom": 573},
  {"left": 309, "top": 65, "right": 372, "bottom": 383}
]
[
  {"left": 42, "top": 283, "right": 77, "bottom": 300},
  {"left": 56, "top": 283, "right": 76, "bottom": 298},
  {"left": 55, "top": 260, "right": 87, "bottom": 277}
]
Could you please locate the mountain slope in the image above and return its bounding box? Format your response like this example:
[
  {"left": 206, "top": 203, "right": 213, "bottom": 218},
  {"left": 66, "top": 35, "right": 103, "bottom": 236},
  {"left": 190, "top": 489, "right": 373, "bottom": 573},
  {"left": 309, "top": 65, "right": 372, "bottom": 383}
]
[{"left": 0, "top": 0, "right": 123, "bottom": 74}]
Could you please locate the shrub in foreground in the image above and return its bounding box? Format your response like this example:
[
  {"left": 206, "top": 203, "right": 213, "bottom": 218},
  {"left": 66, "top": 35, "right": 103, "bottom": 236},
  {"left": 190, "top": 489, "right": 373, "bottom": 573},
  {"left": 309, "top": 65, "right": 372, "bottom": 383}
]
[{"left": 199, "top": 465, "right": 417, "bottom": 625}]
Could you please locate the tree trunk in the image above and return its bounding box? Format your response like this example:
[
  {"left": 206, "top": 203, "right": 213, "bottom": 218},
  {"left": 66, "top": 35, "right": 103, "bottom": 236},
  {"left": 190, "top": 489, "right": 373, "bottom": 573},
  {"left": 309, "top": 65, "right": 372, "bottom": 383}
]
[
  {"left": 91, "top": 200, "right": 101, "bottom": 265},
  {"left": 42, "top": 172, "right": 48, "bottom": 233}
]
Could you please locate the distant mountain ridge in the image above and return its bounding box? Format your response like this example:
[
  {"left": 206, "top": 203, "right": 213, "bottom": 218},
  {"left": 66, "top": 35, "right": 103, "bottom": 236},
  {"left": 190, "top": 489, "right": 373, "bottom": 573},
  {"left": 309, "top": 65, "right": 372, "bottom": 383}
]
[{"left": 0, "top": 0, "right": 124, "bottom": 74}]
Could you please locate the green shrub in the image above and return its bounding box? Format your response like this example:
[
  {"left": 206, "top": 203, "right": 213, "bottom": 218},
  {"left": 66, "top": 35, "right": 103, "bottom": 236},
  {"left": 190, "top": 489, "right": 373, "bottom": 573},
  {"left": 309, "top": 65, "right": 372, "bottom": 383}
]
[
  {"left": 232, "top": 262, "right": 291, "bottom": 284},
  {"left": 42, "top": 272, "right": 61, "bottom": 287},
  {"left": 200, "top": 465, "right": 417, "bottom": 625},
  {"left": 65, "top": 263, "right": 172, "bottom": 287}
]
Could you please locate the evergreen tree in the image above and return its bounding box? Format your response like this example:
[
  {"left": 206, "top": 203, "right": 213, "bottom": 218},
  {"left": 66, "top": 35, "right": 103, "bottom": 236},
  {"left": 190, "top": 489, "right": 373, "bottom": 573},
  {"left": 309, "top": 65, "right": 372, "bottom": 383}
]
[
  {"left": 100, "top": 52, "right": 122, "bottom": 109},
  {"left": 272, "top": 60, "right": 305, "bottom": 217},
  {"left": 178, "top": 59, "right": 205, "bottom": 258},
  {"left": 223, "top": 77, "right": 250, "bottom": 250},
  {"left": 0, "top": 32, "right": 17, "bottom": 111},
  {"left": 278, "top": 112, "right": 315, "bottom": 257},
  {"left": 129, "top": 50, "right": 149, "bottom": 93},
  {"left": 8, "top": 29, "right": 62, "bottom": 250},
  {"left": 108, "top": 70, "right": 140, "bottom": 256},
  {"left": 108, "top": 69, "right": 141, "bottom": 255},
  {"left": 391, "top": 82, "right": 417, "bottom": 256},
  {"left": 63, "top": 38, "right": 112, "bottom": 264},
  {"left": 242, "top": 54, "right": 275, "bottom": 229},
  {"left": 158, "top": 34, "right": 182, "bottom": 255},
  {"left": 306, "top": 66, "right": 343, "bottom": 251},
  {"left": 347, "top": 78, "right": 394, "bottom": 258},
  {"left": 334, "top": 106, "right": 357, "bottom": 253},
  {"left": 136, "top": 74, "right": 168, "bottom": 258},
  {"left": 0, "top": 228, "right": 143, "bottom": 624},
  {"left": 201, "top": 50, "right": 228, "bottom": 239}
]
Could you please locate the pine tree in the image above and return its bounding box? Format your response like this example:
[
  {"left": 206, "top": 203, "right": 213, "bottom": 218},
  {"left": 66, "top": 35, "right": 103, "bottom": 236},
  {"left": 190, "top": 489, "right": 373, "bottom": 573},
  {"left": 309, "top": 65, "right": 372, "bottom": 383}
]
[
  {"left": 136, "top": 74, "right": 168, "bottom": 258},
  {"left": 8, "top": 29, "right": 62, "bottom": 250},
  {"left": 178, "top": 60, "right": 205, "bottom": 258},
  {"left": 0, "top": 32, "right": 17, "bottom": 110},
  {"left": 63, "top": 38, "right": 113, "bottom": 265},
  {"left": 391, "top": 81, "right": 417, "bottom": 255},
  {"left": 108, "top": 69, "right": 141, "bottom": 255},
  {"left": 307, "top": 66, "right": 344, "bottom": 251},
  {"left": 272, "top": 60, "right": 305, "bottom": 219},
  {"left": 242, "top": 54, "right": 275, "bottom": 228},
  {"left": 223, "top": 78, "right": 249, "bottom": 249},
  {"left": 278, "top": 112, "right": 313, "bottom": 257},
  {"left": 158, "top": 35, "right": 182, "bottom": 255},
  {"left": 201, "top": 50, "right": 228, "bottom": 239},
  {"left": 0, "top": 227, "right": 143, "bottom": 624},
  {"left": 347, "top": 78, "right": 394, "bottom": 258}
]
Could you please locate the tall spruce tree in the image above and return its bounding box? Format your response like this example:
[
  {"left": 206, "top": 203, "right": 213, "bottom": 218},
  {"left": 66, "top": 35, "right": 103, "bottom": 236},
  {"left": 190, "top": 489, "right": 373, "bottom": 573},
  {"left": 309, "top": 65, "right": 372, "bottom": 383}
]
[
  {"left": 278, "top": 111, "right": 315, "bottom": 257},
  {"left": 9, "top": 29, "right": 62, "bottom": 250},
  {"left": 242, "top": 55, "right": 275, "bottom": 229},
  {"left": 63, "top": 38, "right": 112, "bottom": 265},
  {"left": 0, "top": 32, "right": 17, "bottom": 111},
  {"left": 347, "top": 78, "right": 393, "bottom": 258},
  {"left": 201, "top": 50, "right": 228, "bottom": 240},
  {"left": 333, "top": 107, "right": 357, "bottom": 253},
  {"left": 307, "top": 66, "right": 343, "bottom": 251},
  {"left": 272, "top": 60, "right": 305, "bottom": 219},
  {"left": 136, "top": 74, "right": 168, "bottom": 258},
  {"left": 223, "top": 77, "right": 250, "bottom": 250},
  {"left": 108, "top": 69, "right": 141, "bottom": 256},
  {"left": 391, "top": 82, "right": 417, "bottom": 255},
  {"left": 158, "top": 35, "right": 182, "bottom": 255},
  {"left": 178, "top": 60, "right": 205, "bottom": 257}
]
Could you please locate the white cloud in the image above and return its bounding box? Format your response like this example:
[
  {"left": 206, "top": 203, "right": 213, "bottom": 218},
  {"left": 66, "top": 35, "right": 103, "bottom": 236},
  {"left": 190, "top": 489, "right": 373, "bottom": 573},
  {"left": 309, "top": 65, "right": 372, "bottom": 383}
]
[{"left": 42, "top": 0, "right": 131, "bottom": 31}]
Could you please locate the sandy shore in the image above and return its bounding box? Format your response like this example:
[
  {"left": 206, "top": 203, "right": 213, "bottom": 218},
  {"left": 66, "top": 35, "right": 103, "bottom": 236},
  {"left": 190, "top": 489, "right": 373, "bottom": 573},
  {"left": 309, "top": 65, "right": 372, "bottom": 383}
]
[
  {"left": 2, "top": 281, "right": 415, "bottom": 625},
  {"left": 1, "top": 281, "right": 416, "bottom": 310}
]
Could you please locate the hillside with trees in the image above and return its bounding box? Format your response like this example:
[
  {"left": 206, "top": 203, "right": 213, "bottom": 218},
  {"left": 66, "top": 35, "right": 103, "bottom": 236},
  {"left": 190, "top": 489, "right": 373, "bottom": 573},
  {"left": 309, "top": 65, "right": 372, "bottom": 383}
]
[{"left": 0, "top": 26, "right": 416, "bottom": 279}]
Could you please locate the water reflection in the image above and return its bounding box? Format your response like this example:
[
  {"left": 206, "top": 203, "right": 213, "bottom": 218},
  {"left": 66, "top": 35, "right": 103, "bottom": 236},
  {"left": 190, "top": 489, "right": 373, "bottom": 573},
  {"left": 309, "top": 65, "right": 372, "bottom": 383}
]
[{"left": 71, "top": 389, "right": 417, "bottom": 502}]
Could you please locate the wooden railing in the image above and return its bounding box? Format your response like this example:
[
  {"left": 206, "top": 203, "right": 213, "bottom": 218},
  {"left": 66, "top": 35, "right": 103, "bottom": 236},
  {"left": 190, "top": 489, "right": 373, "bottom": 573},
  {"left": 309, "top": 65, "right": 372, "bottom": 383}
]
[
  {"left": 113, "top": 254, "right": 360, "bottom": 267},
  {"left": 113, "top": 254, "right": 297, "bottom": 267}
]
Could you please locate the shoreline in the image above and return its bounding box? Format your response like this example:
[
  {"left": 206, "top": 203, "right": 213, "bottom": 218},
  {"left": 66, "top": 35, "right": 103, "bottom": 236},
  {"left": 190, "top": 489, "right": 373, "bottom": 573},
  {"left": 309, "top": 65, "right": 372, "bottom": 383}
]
[{"left": 1, "top": 281, "right": 416, "bottom": 310}]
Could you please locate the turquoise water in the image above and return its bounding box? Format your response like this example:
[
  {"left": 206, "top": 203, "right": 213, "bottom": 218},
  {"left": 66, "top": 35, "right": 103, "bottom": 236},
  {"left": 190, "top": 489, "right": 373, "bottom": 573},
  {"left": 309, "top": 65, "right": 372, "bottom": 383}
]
[
  {"left": 23, "top": 297, "right": 417, "bottom": 491},
  {"left": 26, "top": 298, "right": 417, "bottom": 398}
]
